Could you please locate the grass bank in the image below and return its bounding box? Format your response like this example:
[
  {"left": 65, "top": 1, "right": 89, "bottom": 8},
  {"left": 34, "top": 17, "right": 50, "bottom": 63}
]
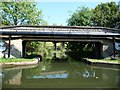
[{"left": 0, "top": 58, "right": 35, "bottom": 63}]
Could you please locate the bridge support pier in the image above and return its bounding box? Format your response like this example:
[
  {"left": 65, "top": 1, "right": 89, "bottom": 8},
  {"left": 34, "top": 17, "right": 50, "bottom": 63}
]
[
  {"left": 102, "top": 39, "right": 117, "bottom": 58},
  {"left": 61, "top": 42, "right": 65, "bottom": 59},
  {"left": 8, "top": 35, "right": 11, "bottom": 58},
  {"left": 53, "top": 42, "right": 57, "bottom": 60},
  {"left": 22, "top": 41, "right": 27, "bottom": 58},
  {"left": 112, "top": 37, "right": 116, "bottom": 58},
  {"left": 94, "top": 42, "right": 102, "bottom": 59}
]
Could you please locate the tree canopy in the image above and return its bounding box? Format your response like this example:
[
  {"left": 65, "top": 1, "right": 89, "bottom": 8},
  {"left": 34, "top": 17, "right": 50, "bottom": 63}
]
[
  {"left": 67, "top": 7, "right": 93, "bottom": 26},
  {"left": 67, "top": 2, "right": 120, "bottom": 28},
  {"left": 0, "top": 2, "right": 47, "bottom": 26},
  {"left": 92, "top": 2, "right": 120, "bottom": 28},
  {"left": 67, "top": 7, "right": 95, "bottom": 60},
  {"left": 0, "top": 2, "right": 47, "bottom": 56},
  {"left": 66, "top": 2, "right": 120, "bottom": 60}
]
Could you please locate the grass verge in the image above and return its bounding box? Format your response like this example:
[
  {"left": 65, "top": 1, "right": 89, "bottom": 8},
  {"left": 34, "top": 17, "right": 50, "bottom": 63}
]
[{"left": 0, "top": 58, "right": 35, "bottom": 63}]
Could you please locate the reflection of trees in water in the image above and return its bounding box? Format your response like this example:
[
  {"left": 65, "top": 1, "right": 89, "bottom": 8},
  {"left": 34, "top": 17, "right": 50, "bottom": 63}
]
[
  {"left": 3, "top": 69, "right": 22, "bottom": 85},
  {"left": 22, "top": 62, "right": 52, "bottom": 78},
  {"left": 22, "top": 62, "right": 98, "bottom": 79},
  {"left": 67, "top": 65, "right": 97, "bottom": 79},
  {"left": 82, "top": 68, "right": 96, "bottom": 78}
]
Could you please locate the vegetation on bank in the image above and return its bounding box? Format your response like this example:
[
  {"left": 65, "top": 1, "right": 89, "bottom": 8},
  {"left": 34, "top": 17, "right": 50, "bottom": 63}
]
[{"left": 0, "top": 58, "right": 34, "bottom": 63}]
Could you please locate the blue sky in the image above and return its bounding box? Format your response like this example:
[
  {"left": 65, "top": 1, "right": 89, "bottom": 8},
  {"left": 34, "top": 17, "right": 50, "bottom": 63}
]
[{"left": 37, "top": 1, "right": 119, "bottom": 26}]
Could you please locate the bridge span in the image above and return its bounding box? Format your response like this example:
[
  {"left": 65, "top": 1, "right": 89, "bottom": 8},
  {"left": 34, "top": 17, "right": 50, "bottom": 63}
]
[{"left": 0, "top": 25, "right": 120, "bottom": 58}]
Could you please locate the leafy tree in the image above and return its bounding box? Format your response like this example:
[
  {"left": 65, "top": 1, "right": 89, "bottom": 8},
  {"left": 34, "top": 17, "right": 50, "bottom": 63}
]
[
  {"left": 92, "top": 2, "right": 120, "bottom": 28},
  {"left": 0, "top": 2, "right": 2, "bottom": 26},
  {"left": 67, "top": 7, "right": 95, "bottom": 60},
  {"left": 67, "top": 7, "right": 93, "bottom": 26},
  {"left": 0, "top": 2, "right": 46, "bottom": 26},
  {"left": 0, "top": 2, "right": 47, "bottom": 57}
]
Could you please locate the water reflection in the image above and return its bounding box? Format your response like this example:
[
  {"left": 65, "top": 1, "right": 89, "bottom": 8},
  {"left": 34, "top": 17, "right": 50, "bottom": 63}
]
[
  {"left": 82, "top": 69, "right": 96, "bottom": 78},
  {"left": 0, "top": 65, "right": 2, "bottom": 90},
  {"left": 28, "top": 73, "right": 68, "bottom": 79},
  {"left": 2, "top": 62, "right": 120, "bottom": 88},
  {"left": 3, "top": 69, "right": 22, "bottom": 85}
]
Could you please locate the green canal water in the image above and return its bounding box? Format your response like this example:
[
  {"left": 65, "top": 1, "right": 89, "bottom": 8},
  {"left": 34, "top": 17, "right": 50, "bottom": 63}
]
[{"left": 1, "top": 61, "right": 120, "bottom": 89}]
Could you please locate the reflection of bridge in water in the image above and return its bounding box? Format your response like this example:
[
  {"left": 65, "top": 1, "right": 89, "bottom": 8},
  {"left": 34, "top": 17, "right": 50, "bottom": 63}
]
[
  {"left": 2, "top": 62, "right": 120, "bottom": 88},
  {"left": 0, "top": 25, "right": 120, "bottom": 58}
]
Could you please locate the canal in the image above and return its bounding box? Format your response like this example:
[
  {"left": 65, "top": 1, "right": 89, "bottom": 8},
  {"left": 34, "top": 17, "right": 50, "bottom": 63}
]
[{"left": 2, "top": 61, "right": 120, "bottom": 89}]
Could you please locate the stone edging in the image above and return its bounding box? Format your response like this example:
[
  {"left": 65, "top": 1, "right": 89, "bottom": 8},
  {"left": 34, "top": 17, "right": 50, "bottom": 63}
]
[{"left": 0, "top": 59, "right": 39, "bottom": 68}]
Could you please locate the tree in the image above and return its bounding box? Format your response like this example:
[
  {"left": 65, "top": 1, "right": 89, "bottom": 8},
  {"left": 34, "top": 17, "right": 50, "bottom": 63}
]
[
  {"left": 0, "top": 2, "right": 45, "bottom": 25},
  {"left": 0, "top": 2, "right": 46, "bottom": 26},
  {"left": 67, "top": 7, "right": 95, "bottom": 60},
  {"left": 0, "top": 2, "right": 47, "bottom": 57},
  {"left": 92, "top": 2, "right": 120, "bottom": 28},
  {"left": 67, "top": 7, "right": 93, "bottom": 26}
]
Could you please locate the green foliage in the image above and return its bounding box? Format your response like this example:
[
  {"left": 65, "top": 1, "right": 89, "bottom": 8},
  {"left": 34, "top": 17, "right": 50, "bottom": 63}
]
[
  {"left": 0, "top": 2, "right": 48, "bottom": 56},
  {"left": 26, "top": 41, "right": 41, "bottom": 54},
  {"left": 1, "top": 2, "right": 46, "bottom": 25},
  {"left": 67, "top": 7, "right": 95, "bottom": 60},
  {"left": 92, "top": 2, "right": 120, "bottom": 28},
  {"left": 0, "top": 2, "right": 2, "bottom": 25},
  {"left": 66, "top": 42, "right": 95, "bottom": 60},
  {"left": 67, "top": 7, "right": 93, "bottom": 26},
  {"left": 26, "top": 42, "right": 55, "bottom": 60},
  {"left": 67, "top": 2, "right": 120, "bottom": 60}
]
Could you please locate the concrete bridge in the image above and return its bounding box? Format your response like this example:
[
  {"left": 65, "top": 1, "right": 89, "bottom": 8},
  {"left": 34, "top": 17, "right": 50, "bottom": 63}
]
[{"left": 0, "top": 25, "right": 120, "bottom": 58}]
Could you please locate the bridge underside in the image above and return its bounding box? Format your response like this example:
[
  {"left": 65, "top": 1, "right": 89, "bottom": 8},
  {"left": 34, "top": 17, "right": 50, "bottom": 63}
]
[
  {"left": 1, "top": 35, "right": 118, "bottom": 59},
  {"left": 1, "top": 35, "right": 119, "bottom": 41}
]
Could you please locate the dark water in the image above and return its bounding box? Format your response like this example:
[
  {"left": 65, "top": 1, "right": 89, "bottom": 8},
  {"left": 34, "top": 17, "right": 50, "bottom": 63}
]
[{"left": 1, "top": 61, "right": 120, "bottom": 89}]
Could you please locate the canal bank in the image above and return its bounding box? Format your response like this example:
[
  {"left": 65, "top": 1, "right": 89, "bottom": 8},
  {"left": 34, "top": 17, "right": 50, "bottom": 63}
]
[
  {"left": 83, "top": 58, "right": 120, "bottom": 68},
  {"left": 0, "top": 58, "right": 39, "bottom": 68}
]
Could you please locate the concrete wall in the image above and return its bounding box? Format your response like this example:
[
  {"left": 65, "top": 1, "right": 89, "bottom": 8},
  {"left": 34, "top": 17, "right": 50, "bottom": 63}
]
[{"left": 0, "top": 39, "right": 22, "bottom": 58}]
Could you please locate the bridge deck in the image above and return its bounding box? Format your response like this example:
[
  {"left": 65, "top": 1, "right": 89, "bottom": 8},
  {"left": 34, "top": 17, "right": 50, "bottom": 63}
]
[{"left": 0, "top": 26, "right": 120, "bottom": 37}]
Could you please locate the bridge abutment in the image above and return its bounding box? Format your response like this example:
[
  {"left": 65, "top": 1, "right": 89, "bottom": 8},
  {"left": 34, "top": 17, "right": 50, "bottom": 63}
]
[
  {"left": 102, "top": 40, "right": 115, "bottom": 58},
  {"left": 1, "top": 39, "right": 23, "bottom": 58}
]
